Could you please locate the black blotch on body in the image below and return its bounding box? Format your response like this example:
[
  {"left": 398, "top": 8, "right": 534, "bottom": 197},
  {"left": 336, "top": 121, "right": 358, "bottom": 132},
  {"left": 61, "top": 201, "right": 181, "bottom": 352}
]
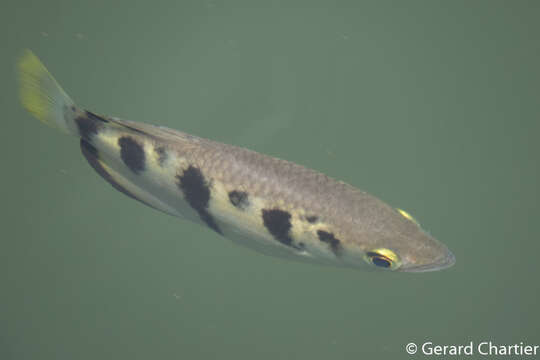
[
  {"left": 228, "top": 191, "right": 249, "bottom": 210},
  {"left": 262, "top": 209, "right": 299, "bottom": 249},
  {"left": 316, "top": 230, "right": 342, "bottom": 255},
  {"left": 177, "top": 166, "right": 222, "bottom": 234},
  {"left": 155, "top": 146, "right": 168, "bottom": 166},
  {"left": 79, "top": 139, "right": 158, "bottom": 210},
  {"left": 306, "top": 215, "right": 318, "bottom": 223},
  {"left": 75, "top": 111, "right": 107, "bottom": 140},
  {"left": 118, "top": 136, "right": 145, "bottom": 174}
]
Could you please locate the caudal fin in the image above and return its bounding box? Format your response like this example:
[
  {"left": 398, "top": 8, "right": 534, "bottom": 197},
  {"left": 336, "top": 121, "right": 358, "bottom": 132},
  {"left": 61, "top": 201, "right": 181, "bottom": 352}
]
[{"left": 18, "top": 50, "right": 78, "bottom": 135}]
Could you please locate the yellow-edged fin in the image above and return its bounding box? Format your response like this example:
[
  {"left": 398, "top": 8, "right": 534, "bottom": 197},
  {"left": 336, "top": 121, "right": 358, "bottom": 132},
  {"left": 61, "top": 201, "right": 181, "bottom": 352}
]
[
  {"left": 18, "top": 49, "right": 75, "bottom": 134},
  {"left": 396, "top": 208, "right": 420, "bottom": 225}
]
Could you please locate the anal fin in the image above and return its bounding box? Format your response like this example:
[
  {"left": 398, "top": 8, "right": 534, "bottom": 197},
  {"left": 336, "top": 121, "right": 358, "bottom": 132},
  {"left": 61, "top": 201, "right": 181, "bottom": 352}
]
[{"left": 80, "top": 139, "right": 179, "bottom": 216}]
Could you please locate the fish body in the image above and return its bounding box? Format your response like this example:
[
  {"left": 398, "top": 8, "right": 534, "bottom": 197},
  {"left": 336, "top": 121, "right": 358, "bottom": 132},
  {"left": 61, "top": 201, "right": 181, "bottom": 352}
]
[{"left": 18, "top": 50, "right": 455, "bottom": 272}]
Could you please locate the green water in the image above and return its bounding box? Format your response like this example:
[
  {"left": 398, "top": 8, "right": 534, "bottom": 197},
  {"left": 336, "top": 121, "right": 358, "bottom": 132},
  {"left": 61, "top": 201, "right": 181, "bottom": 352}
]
[{"left": 1, "top": 1, "right": 539, "bottom": 359}]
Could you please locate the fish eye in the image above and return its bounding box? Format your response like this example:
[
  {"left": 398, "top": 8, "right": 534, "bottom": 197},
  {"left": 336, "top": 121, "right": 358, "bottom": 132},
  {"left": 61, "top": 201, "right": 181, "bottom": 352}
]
[{"left": 365, "top": 248, "right": 401, "bottom": 270}]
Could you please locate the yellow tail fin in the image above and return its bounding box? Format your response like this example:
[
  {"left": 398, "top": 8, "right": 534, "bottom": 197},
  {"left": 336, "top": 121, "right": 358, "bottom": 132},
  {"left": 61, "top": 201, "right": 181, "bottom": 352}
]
[{"left": 18, "top": 50, "right": 76, "bottom": 135}]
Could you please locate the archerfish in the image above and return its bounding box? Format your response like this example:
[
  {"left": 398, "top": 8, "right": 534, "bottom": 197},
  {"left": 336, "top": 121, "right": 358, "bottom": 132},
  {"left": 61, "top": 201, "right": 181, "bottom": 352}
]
[{"left": 18, "top": 50, "right": 455, "bottom": 272}]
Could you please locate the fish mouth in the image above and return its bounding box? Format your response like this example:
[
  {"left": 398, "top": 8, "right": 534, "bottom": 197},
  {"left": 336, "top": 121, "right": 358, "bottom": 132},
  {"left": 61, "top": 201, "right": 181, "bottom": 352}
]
[{"left": 400, "top": 250, "right": 456, "bottom": 273}]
